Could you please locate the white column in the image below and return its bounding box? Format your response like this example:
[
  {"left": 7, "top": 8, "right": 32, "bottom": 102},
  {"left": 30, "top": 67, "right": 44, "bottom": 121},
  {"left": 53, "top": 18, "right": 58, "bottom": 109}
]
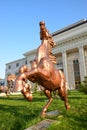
[
  {"left": 79, "top": 45, "right": 86, "bottom": 81},
  {"left": 62, "top": 51, "right": 69, "bottom": 84}
]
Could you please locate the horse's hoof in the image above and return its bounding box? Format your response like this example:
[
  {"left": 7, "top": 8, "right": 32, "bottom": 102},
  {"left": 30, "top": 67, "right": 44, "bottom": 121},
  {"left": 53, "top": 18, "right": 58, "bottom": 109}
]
[
  {"left": 67, "top": 105, "right": 70, "bottom": 110},
  {"left": 40, "top": 112, "right": 46, "bottom": 117}
]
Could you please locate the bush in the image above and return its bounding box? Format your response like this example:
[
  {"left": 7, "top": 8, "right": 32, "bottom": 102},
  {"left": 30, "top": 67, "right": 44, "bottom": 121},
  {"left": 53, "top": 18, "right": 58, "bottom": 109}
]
[{"left": 79, "top": 76, "right": 87, "bottom": 94}]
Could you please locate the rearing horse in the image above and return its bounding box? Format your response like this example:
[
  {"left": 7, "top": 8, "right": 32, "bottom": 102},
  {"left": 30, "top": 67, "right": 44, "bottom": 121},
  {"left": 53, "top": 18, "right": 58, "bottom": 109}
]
[{"left": 14, "top": 21, "right": 70, "bottom": 116}]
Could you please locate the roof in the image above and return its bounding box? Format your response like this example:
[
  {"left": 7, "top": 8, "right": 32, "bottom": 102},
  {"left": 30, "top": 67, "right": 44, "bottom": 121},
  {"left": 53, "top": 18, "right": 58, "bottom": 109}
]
[
  {"left": 6, "top": 57, "right": 26, "bottom": 65},
  {"left": 52, "top": 19, "right": 87, "bottom": 36},
  {"left": 24, "top": 19, "right": 87, "bottom": 56},
  {"left": 23, "top": 48, "right": 37, "bottom": 56}
]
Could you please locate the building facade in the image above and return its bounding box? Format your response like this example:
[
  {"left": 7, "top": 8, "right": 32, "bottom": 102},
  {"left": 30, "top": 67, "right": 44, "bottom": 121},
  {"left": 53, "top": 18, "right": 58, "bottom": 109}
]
[
  {"left": 5, "top": 58, "right": 27, "bottom": 85},
  {"left": 5, "top": 19, "right": 87, "bottom": 89},
  {"left": 0, "top": 78, "right": 5, "bottom": 86}
]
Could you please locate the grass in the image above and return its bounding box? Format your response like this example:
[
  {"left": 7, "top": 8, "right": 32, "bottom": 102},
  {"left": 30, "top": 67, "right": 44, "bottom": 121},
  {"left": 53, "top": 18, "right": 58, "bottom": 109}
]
[{"left": 0, "top": 90, "right": 87, "bottom": 130}]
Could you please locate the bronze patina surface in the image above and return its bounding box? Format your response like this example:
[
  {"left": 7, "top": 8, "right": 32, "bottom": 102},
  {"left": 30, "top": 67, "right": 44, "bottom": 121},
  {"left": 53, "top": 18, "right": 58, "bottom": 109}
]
[{"left": 14, "top": 21, "right": 70, "bottom": 116}]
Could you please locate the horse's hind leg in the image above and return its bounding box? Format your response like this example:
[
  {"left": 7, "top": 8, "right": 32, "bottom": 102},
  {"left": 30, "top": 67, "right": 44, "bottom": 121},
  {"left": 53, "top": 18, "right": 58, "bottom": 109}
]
[{"left": 41, "top": 89, "right": 53, "bottom": 117}]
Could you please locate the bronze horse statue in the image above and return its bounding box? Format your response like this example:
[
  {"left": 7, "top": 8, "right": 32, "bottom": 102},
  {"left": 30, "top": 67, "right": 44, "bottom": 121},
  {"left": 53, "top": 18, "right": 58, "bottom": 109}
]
[
  {"left": 0, "top": 74, "right": 16, "bottom": 96},
  {"left": 14, "top": 21, "right": 70, "bottom": 116},
  {"left": 0, "top": 86, "right": 9, "bottom": 96}
]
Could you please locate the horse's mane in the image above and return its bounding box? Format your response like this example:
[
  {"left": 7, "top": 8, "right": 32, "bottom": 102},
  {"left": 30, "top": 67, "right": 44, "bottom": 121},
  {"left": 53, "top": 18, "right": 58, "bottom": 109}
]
[{"left": 39, "top": 21, "right": 56, "bottom": 64}]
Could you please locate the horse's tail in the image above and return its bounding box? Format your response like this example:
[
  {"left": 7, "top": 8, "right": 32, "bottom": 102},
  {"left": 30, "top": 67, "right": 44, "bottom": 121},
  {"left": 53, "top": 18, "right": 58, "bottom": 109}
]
[
  {"left": 58, "top": 70, "right": 70, "bottom": 109},
  {"left": 58, "top": 70, "right": 69, "bottom": 89},
  {"left": 59, "top": 70, "right": 66, "bottom": 87},
  {"left": 58, "top": 70, "right": 68, "bottom": 97}
]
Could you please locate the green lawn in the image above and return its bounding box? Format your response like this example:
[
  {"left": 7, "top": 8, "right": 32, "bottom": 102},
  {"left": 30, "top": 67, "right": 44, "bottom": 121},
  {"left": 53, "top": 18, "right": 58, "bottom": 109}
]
[{"left": 0, "top": 90, "right": 87, "bottom": 130}]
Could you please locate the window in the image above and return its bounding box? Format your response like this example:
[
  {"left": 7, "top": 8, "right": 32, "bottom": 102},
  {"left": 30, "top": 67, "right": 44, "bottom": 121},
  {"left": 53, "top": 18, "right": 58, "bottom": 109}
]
[
  {"left": 8, "top": 65, "right": 11, "bottom": 69},
  {"left": 15, "top": 72, "right": 19, "bottom": 76},
  {"left": 7, "top": 73, "right": 11, "bottom": 76},
  {"left": 73, "top": 59, "right": 81, "bottom": 89},
  {"left": 16, "top": 63, "right": 19, "bottom": 67},
  {"left": 73, "top": 59, "right": 78, "bottom": 64},
  {"left": 25, "top": 60, "right": 27, "bottom": 64}
]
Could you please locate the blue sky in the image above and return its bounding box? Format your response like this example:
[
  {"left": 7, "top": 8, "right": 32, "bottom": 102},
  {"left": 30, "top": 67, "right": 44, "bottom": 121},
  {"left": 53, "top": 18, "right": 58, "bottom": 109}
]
[{"left": 0, "top": 0, "right": 87, "bottom": 78}]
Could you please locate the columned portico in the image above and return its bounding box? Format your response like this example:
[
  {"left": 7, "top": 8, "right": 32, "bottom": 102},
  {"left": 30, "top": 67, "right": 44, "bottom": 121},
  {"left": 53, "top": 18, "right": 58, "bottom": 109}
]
[
  {"left": 62, "top": 51, "right": 69, "bottom": 84},
  {"left": 79, "top": 45, "right": 86, "bottom": 81}
]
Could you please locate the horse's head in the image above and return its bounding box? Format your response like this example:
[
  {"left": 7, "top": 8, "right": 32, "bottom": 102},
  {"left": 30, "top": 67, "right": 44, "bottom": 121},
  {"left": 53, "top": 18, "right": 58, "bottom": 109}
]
[{"left": 39, "top": 21, "right": 57, "bottom": 64}]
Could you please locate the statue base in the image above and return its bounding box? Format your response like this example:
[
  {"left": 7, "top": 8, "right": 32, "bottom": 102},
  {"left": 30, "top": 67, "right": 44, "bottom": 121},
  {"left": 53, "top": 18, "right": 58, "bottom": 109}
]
[
  {"left": 46, "top": 110, "right": 59, "bottom": 117},
  {"left": 25, "top": 119, "right": 57, "bottom": 130}
]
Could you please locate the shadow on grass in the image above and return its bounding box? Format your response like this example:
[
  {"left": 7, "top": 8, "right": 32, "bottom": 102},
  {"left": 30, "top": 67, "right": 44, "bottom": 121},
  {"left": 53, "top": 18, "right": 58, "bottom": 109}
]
[
  {"left": 0, "top": 91, "right": 87, "bottom": 130},
  {"left": 61, "top": 110, "right": 87, "bottom": 130},
  {"left": 0, "top": 94, "right": 47, "bottom": 102},
  {"left": 0, "top": 103, "right": 41, "bottom": 130},
  {"left": 68, "top": 96, "right": 86, "bottom": 99},
  {"left": 0, "top": 94, "right": 48, "bottom": 129}
]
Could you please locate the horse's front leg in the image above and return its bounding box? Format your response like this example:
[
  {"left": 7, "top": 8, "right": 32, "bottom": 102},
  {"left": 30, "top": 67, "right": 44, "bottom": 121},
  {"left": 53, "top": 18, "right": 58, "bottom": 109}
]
[
  {"left": 41, "top": 89, "right": 53, "bottom": 117},
  {"left": 21, "top": 81, "right": 33, "bottom": 102}
]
